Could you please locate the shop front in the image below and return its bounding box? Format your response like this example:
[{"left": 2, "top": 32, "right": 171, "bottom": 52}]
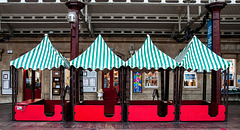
[
  {"left": 10, "top": 34, "right": 70, "bottom": 121},
  {"left": 175, "top": 36, "right": 230, "bottom": 121},
  {"left": 70, "top": 35, "right": 124, "bottom": 122},
  {"left": 125, "top": 35, "right": 178, "bottom": 121}
]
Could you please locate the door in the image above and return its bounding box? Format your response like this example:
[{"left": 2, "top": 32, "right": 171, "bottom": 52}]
[
  {"left": 102, "top": 70, "right": 119, "bottom": 101},
  {"left": 23, "top": 69, "right": 41, "bottom": 100}
]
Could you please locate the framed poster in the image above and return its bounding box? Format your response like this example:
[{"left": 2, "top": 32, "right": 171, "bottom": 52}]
[
  {"left": 144, "top": 71, "right": 159, "bottom": 88},
  {"left": 184, "top": 71, "right": 197, "bottom": 88},
  {"left": 2, "top": 70, "right": 12, "bottom": 94},
  {"left": 82, "top": 70, "right": 97, "bottom": 92},
  {"left": 52, "top": 88, "right": 60, "bottom": 95},
  {"left": 133, "top": 72, "right": 142, "bottom": 93}
]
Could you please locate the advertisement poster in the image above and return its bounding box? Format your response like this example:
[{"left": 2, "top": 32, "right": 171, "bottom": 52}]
[
  {"left": 133, "top": 72, "right": 142, "bottom": 93},
  {"left": 82, "top": 70, "right": 97, "bottom": 92}
]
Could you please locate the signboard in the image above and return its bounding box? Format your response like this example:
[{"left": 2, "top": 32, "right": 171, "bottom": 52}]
[
  {"left": 207, "top": 19, "right": 212, "bottom": 50},
  {"left": 133, "top": 72, "right": 142, "bottom": 93},
  {"left": 2, "top": 70, "right": 11, "bottom": 94},
  {"left": 83, "top": 70, "right": 97, "bottom": 92}
]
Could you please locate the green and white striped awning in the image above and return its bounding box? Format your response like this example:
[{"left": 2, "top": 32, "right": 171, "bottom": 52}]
[
  {"left": 10, "top": 34, "right": 70, "bottom": 70},
  {"left": 126, "top": 35, "right": 178, "bottom": 70},
  {"left": 70, "top": 34, "right": 125, "bottom": 70},
  {"left": 175, "top": 36, "right": 231, "bottom": 71}
]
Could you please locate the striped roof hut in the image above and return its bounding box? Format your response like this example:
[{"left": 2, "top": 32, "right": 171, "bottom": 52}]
[
  {"left": 70, "top": 34, "right": 125, "bottom": 70},
  {"left": 10, "top": 34, "right": 70, "bottom": 70},
  {"left": 126, "top": 35, "right": 178, "bottom": 70},
  {"left": 175, "top": 35, "right": 231, "bottom": 71}
]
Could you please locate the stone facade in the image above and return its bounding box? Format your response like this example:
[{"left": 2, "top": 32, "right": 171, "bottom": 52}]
[{"left": 0, "top": 36, "right": 239, "bottom": 103}]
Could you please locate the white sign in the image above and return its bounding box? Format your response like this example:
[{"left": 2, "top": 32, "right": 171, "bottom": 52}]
[
  {"left": 82, "top": 70, "right": 97, "bottom": 92},
  {"left": 2, "top": 70, "right": 12, "bottom": 94}
]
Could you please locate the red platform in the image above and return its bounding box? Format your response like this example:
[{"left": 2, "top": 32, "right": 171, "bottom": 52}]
[
  {"left": 180, "top": 100, "right": 225, "bottom": 121},
  {"left": 128, "top": 100, "right": 175, "bottom": 121},
  {"left": 74, "top": 105, "right": 122, "bottom": 121},
  {"left": 15, "top": 99, "right": 68, "bottom": 121}
]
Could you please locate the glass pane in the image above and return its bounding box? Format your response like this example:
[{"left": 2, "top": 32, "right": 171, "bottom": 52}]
[
  {"left": 25, "top": 70, "right": 41, "bottom": 89},
  {"left": 113, "top": 70, "right": 118, "bottom": 89},
  {"left": 35, "top": 70, "right": 41, "bottom": 89},
  {"left": 26, "top": 70, "right": 32, "bottom": 89},
  {"left": 104, "top": 72, "right": 110, "bottom": 88}
]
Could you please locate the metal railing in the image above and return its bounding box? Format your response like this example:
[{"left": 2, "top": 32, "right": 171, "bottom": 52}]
[{"left": 1, "top": 0, "right": 239, "bottom": 4}]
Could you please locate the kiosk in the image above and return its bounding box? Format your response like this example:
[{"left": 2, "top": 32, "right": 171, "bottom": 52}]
[
  {"left": 11, "top": 34, "right": 70, "bottom": 121},
  {"left": 70, "top": 35, "right": 125, "bottom": 121},
  {"left": 125, "top": 35, "right": 179, "bottom": 121},
  {"left": 175, "top": 36, "right": 230, "bottom": 121}
]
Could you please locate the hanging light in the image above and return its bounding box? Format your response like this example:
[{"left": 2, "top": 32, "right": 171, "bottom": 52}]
[{"left": 67, "top": 11, "right": 77, "bottom": 23}]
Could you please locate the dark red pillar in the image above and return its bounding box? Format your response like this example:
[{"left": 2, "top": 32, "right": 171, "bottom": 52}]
[
  {"left": 66, "top": 1, "right": 85, "bottom": 60},
  {"left": 66, "top": 1, "right": 85, "bottom": 121},
  {"left": 206, "top": 2, "right": 226, "bottom": 105}
]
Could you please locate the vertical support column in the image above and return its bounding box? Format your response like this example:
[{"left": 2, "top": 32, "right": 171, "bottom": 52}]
[
  {"left": 160, "top": 69, "right": 164, "bottom": 100},
  {"left": 70, "top": 66, "right": 77, "bottom": 121},
  {"left": 60, "top": 66, "right": 65, "bottom": 122},
  {"left": 225, "top": 68, "right": 229, "bottom": 121},
  {"left": 164, "top": 70, "right": 169, "bottom": 101},
  {"left": 66, "top": 1, "right": 85, "bottom": 60},
  {"left": 66, "top": 1, "right": 85, "bottom": 121},
  {"left": 173, "top": 67, "right": 179, "bottom": 122},
  {"left": 203, "top": 70, "right": 207, "bottom": 100},
  {"left": 79, "top": 68, "right": 83, "bottom": 101},
  {"left": 119, "top": 67, "right": 124, "bottom": 122},
  {"left": 31, "top": 70, "right": 35, "bottom": 99},
  {"left": 178, "top": 67, "right": 184, "bottom": 120},
  {"left": 206, "top": 2, "right": 226, "bottom": 105},
  {"left": 11, "top": 66, "right": 17, "bottom": 121},
  {"left": 124, "top": 67, "right": 130, "bottom": 122}
]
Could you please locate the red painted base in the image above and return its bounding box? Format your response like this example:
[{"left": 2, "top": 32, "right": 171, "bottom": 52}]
[
  {"left": 74, "top": 105, "right": 122, "bottom": 122},
  {"left": 15, "top": 99, "right": 65, "bottom": 121},
  {"left": 128, "top": 105, "right": 175, "bottom": 121},
  {"left": 180, "top": 101, "right": 225, "bottom": 121}
]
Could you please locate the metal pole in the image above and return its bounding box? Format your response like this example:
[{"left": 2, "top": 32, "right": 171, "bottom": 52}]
[
  {"left": 70, "top": 66, "right": 77, "bottom": 121},
  {"left": 226, "top": 68, "right": 229, "bottom": 121},
  {"left": 66, "top": 1, "right": 85, "bottom": 121},
  {"left": 164, "top": 70, "right": 169, "bottom": 101},
  {"left": 125, "top": 67, "right": 130, "bottom": 122},
  {"left": 161, "top": 69, "right": 164, "bottom": 100},
  {"left": 173, "top": 67, "right": 179, "bottom": 122},
  {"left": 11, "top": 66, "right": 15, "bottom": 121},
  {"left": 60, "top": 66, "right": 65, "bottom": 122},
  {"left": 79, "top": 68, "right": 83, "bottom": 102},
  {"left": 203, "top": 70, "right": 207, "bottom": 100},
  {"left": 31, "top": 70, "right": 35, "bottom": 100}
]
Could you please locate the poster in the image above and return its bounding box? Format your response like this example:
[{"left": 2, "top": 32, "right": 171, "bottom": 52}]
[
  {"left": 133, "top": 72, "right": 142, "bottom": 93},
  {"left": 2, "top": 70, "right": 12, "bottom": 94},
  {"left": 82, "top": 70, "right": 97, "bottom": 92}
]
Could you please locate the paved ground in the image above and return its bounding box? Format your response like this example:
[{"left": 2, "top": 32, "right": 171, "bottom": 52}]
[{"left": 0, "top": 103, "right": 239, "bottom": 129}]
